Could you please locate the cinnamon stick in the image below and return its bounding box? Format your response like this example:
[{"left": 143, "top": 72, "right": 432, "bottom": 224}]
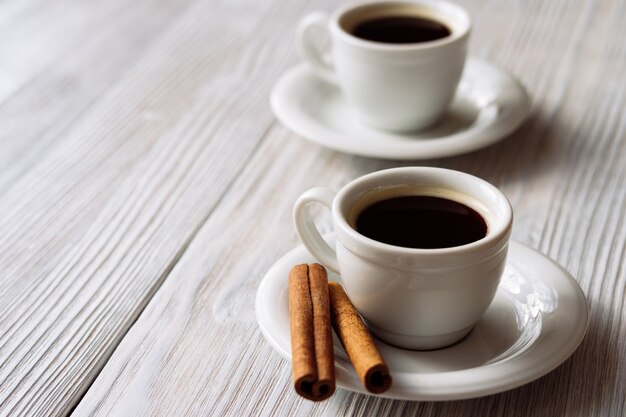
[
  {"left": 328, "top": 282, "right": 392, "bottom": 394},
  {"left": 288, "top": 264, "right": 335, "bottom": 401},
  {"left": 308, "top": 264, "right": 335, "bottom": 399}
]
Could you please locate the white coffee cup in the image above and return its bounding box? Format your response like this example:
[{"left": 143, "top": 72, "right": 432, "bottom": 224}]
[
  {"left": 293, "top": 167, "right": 512, "bottom": 350},
  {"left": 298, "top": 0, "right": 471, "bottom": 132}
]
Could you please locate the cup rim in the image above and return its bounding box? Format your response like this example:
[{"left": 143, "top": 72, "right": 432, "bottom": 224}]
[
  {"left": 329, "top": 0, "right": 472, "bottom": 52},
  {"left": 332, "top": 167, "right": 513, "bottom": 257}
]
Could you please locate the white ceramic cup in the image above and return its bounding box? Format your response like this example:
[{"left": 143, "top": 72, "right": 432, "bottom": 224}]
[
  {"left": 293, "top": 167, "right": 512, "bottom": 350},
  {"left": 297, "top": 0, "right": 471, "bottom": 132}
]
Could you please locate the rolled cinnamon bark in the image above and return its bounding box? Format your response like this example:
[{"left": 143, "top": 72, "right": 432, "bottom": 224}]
[
  {"left": 328, "top": 282, "right": 392, "bottom": 394},
  {"left": 288, "top": 264, "right": 335, "bottom": 401},
  {"left": 308, "top": 264, "right": 335, "bottom": 399}
]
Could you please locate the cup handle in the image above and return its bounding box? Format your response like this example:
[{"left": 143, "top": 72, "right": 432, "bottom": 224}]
[
  {"left": 293, "top": 187, "right": 339, "bottom": 273},
  {"left": 297, "top": 12, "right": 336, "bottom": 83}
]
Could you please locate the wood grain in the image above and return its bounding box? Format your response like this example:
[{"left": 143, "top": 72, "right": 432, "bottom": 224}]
[
  {"left": 0, "top": 0, "right": 301, "bottom": 415},
  {"left": 0, "top": 0, "right": 194, "bottom": 195},
  {"left": 0, "top": 0, "right": 624, "bottom": 416}
]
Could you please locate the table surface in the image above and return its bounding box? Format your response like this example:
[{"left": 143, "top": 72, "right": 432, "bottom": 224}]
[{"left": 0, "top": 0, "right": 624, "bottom": 416}]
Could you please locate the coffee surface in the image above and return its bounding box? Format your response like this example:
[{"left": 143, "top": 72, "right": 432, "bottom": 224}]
[
  {"left": 351, "top": 16, "right": 451, "bottom": 44},
  {"left": 355, "top": 196, "right": 486, "bottom": 249}
]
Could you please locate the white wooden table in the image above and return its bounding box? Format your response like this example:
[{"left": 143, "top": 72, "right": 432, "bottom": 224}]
[{"left": 1, "top": 0, "right": 624, "bottom": 415}]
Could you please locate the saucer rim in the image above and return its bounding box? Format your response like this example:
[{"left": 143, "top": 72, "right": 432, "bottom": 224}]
[
  {"left": 270, "top": 58, "right": 531, "bottom": 160},
  {"left": 255, "top": 237, "right": 589, "bottom": 401}
]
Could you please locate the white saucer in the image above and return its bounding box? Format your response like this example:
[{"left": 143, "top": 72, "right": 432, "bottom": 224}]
[
  {"left": 255, "top": 236, "right": 588, "bottom": 401},
  {"left": 271, "top": 58, "right": 531, "bottom": 160}
]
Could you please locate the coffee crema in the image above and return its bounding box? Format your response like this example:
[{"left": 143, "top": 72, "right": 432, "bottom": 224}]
[
  {"left": 355, "top": 195, "right": 487, "bottom": 249},
  {"left": 351, "top": 16, "right": 451, "bottom": 44}
]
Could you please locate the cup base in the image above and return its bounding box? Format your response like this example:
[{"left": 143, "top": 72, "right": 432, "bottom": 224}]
[
  {"left": 366, "top": 322, "right": 474, "bottom": 351},
  {"left": 355, "top": 112, "right": 444, "bottom": 133}
]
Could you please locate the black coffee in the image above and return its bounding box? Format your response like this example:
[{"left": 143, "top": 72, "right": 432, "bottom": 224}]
[
  {"left": 351, "top": 16, "right": 451, "bottom": 44},
  {"left": 355, "top": 196, "right": 487, "bottom": 249}
]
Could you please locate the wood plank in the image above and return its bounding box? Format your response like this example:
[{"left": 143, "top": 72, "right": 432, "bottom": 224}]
[
  {"left": 71, "top": 0, "right": 626, "bottom": 415},
  {"left": 0, "top": 0, "right": 194, "bottom": 195},
  {"left": 0, "top": 0, "right": 149, "bottom": 102},
  {"left": 0, "top": 0, "right": 311, "bottom": 415}
]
